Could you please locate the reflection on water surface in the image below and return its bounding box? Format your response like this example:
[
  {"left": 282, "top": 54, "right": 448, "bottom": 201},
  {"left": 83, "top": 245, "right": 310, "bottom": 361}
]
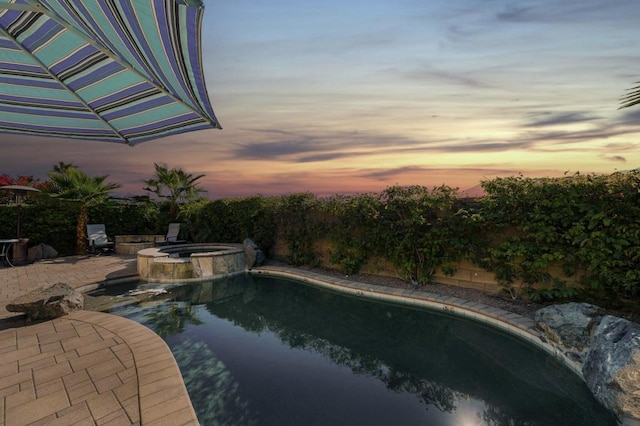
[{"left": 104, "top": 274, "right": 615, "bottom": 426}]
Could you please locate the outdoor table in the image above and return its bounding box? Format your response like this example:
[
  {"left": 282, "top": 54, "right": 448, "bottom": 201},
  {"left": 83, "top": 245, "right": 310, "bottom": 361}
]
[{"left": 0, "top": 239, "right": 19, "bottom": 267}]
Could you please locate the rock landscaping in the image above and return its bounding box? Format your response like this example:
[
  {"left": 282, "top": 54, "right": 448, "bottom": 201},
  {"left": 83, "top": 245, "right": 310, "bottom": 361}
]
[{"left": 536, "top": 303, "right": 640, "bottom": 424}]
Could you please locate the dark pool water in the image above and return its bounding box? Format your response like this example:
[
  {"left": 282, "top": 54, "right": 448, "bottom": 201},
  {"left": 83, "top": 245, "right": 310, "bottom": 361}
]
[{"left": 105, "top": 274, "right": 615, "bottom": 426}]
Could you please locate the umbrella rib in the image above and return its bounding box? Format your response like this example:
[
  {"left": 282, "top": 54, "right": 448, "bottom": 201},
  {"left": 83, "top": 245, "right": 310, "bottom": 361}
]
[
  {"left": 24, "top": 0, "right": 218, "bottom": 131},
  {"left": 0, "top": 24, "right": 132, "bottom": 144}
]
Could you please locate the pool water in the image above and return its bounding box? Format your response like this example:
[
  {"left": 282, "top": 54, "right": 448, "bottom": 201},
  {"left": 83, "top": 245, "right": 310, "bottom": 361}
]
[{"left": 106, "top": 274, "right": 615, "bottom": 426}]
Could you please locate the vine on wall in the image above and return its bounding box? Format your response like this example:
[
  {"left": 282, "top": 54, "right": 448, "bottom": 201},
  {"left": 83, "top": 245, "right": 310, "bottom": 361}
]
[{"left": 2, "top": 170, "right": 639, "bottom": 304}]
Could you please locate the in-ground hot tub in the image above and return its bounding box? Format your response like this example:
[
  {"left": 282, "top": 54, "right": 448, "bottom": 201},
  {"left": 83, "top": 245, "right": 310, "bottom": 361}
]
[{"left": 137, "top": 243, "right": 247, "bottom": 282}]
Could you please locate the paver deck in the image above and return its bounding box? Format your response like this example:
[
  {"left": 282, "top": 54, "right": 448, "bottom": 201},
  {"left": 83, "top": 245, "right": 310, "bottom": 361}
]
[{"left": 0, "top": 256, "right": 198, "bottom": 426}]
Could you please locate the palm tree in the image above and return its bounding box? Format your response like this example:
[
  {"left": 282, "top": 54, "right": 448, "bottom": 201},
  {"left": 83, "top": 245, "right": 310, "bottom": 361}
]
[
  {"left": 143, "top": 163, "right": 207, "bottom": 219},
  {"left": 44, "top": 163, "right": 120, "bottom": 254},
  {"left": 620, "top": 81, "right": 640, "bottom": 109}
]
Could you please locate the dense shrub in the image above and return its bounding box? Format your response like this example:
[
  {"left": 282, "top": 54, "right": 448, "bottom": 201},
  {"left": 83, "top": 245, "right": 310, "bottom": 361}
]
[
  {"left": 186, "top": 196, "right": 277, "bottom": 254},
  {"left": 0, "top": 198, "right": 160, "bottom": 255},
  {"left": 272, "top": 193, "right": 320, "bottom": 266},
  {"left": 1, "top": 170, "right": 639, "bottom": 305},
  {"left": 321, "top": 193, "right": 381, "bottom": 275},
  {"left": 480, "top": 172, "right": 640, "bottom": 302}
]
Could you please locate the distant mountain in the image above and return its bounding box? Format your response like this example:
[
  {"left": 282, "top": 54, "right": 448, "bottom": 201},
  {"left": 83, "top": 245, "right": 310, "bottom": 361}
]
[{"left": 459, "top": 184, "right": 485, "bottom": 198}]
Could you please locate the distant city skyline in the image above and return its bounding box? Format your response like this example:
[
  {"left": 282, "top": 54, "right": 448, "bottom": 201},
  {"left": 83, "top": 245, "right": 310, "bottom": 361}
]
[{"left": 2, "top": 0, "right": 640, "bottom": 198}]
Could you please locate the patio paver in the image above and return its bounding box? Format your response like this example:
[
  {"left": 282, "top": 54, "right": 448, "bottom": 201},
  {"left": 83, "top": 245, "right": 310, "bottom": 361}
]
[{"left": 0, "top": 256, "right": 198, "bottom": 426}]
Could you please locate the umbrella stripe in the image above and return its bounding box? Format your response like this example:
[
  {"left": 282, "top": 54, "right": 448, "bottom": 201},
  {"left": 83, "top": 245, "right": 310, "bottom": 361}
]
[
  {"left": 0, "top": 94, "right": 84, "bottom": 109},
  {"left": 90, "top": 82, "right": 159, "bottom": 110},
  {"left": 0, "top": 0, "right": 219, "bottom": 144},
  {"left": 113, "top": 102, "right": 196, "bottom": 129},
  {"left": 113, "top": 1, "right": 177, "bottom": 96},
  {"left": 1, "top": 8, "right": 37, "bottom": 39},
  {"left": 49, "top": 44, "right": 103, "bottom": 76},
  {"left": 64, "top": 0, "right": 157, "bottom": 80},
  {"left": 101, "top": 95, "right": 173, "bottom": 120},
  {"left": 0, "top": 81, "right": 81, "bottom": 102},
  {"left": 21, "top": 15, "right": 61, "bottom": 52},
  {"left": 154, "top": 1, "right": 197, "bottom": 109},
  {"left": 0, "top": 74, "right": 60, "bottom": 88},
  {"left": 0, "top": 127, "right": 124, "bottom": 142},
  {"left": 108, "top": 1, "right": 162, "bottom": 82},
  {"left": 0, "top": 104, "right": 97, "bottom": 119},
  {"left": 64, "top": 58, "right": 124, "bottom": 90},
  {"left": 77, "top": 69, "right": 151, "bottom": 101},
  {"left": 0, "top": 60, "right": 47, "bottom": 76},
  {"left": 123, "top": 116, "right": 209, "bottom": 139},
  {"left": 131, "top": 124, "right": 213, "bottom": 142},
  {"left": 164, "top": 2, "right": 210, "bottom": 115},
  {"left": 1, "top": 108, "right": 111, "bottom": 128},
  {"left": 184, "top": 7, "right": 215, "bottom": 118},
  {"left": 0, "top": 118, "right": 116, "bottom": 134},
  {"left": 55, "top": 1, "right": 207, "bottom": 120}
]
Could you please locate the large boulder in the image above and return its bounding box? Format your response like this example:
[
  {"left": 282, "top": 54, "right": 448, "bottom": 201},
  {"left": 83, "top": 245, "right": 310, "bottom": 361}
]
[
  {"left": 583, "top": 315, "right": 640, "bottom": 423},
  {"left": 243, "top": 238, "right": 265, "bottom": 269},
  {"left": 535, "top": 302, "right": 604, "bottom": 359},
  {"left": 6, "top": 282, "right": 83, "bottom": 320}
]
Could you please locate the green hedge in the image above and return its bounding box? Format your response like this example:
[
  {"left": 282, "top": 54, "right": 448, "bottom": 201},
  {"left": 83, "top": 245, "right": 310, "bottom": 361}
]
[
  {"left": 0, "top": 198, "right": 161, "bottom": 256},
  {"left": 183, "top": 196, "right": 277, "bottom": 253},
  {"left": 480, "top": 172, "right": 640, "bottom": 302},
  {"left": 1, "top": 170, "right": 638, "bottom": 304}
]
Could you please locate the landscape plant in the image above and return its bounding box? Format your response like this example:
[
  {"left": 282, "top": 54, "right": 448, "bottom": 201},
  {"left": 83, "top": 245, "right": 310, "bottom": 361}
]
[
  {"left": 274, "top": 193, "right": 320, "bottom": 266},
  {"left": 1, "top": 165, "right": 639, "bottom": 307},
  {"left": 479, "top": 172, "right": 640, "bottom": 303},
  {"left": 321, "top": 193, "right": 381, "bottom": 275},
  {"left": 185, "top": 195, "right": 276, "bottom": 252},
  {"left": 143, "top": 163, "right": 207, "bottom": 220},
  {"left": 374, "top": 185, "right": 477, "bottom": 284},
  {"left": 43, "top": 162, "right": 120, "bottom": 254}
]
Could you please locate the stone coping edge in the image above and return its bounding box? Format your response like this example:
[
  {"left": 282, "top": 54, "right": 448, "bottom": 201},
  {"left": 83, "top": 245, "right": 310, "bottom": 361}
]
[
  {"left": 77, "top": 275, "right": 140, "bottom": 294},
  {"left": 137, "top": 243, "right": 244, "bottom": 260},
  {"left": 251, "top": 265, "right": 585, "bottom": 380}
]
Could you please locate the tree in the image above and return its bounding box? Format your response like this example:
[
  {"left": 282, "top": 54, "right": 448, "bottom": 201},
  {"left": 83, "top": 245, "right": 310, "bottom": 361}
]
[
  {"left": 143, "top": 163, "right": 207, "bottom": 219},
  {"left": 43, "top": 163, "right": 120, "bottom": 254}
]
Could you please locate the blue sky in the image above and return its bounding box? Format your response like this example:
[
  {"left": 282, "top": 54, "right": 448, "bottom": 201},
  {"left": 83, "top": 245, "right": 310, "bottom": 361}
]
[{"left": 3, "top": 0, "right": 640, "bottom": 197}]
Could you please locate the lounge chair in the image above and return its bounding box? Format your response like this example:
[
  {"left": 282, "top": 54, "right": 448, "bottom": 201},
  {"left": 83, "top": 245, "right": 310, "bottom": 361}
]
[
  {"left": 86, "top": 224, "right": 114, "bottom": 255},
  {"left": 162, "top": 223, "right": 186, "bottom": 245}
]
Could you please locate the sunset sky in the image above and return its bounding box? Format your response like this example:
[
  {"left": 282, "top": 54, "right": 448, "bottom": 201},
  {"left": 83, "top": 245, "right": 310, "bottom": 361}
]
[{"left": 2, "top": 0, "right": 640, "bottom": 198}]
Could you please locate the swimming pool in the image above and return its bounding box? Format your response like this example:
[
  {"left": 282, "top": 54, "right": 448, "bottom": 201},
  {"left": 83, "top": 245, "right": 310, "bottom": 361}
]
[{"left": 98, "top": 274, "right": 615, "bottom": 425}]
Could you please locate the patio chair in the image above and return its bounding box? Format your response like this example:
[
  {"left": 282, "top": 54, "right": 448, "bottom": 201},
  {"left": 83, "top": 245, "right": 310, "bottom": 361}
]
[
  {"left": 86, "top": 224, "right": 114, "bottom": 255},
  {"left": 163, "top": 223, "right": 186, "bottom": 245}
]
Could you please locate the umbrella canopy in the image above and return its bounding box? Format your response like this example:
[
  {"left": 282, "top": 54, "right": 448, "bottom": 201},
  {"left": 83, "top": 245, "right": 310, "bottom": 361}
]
[
  {"left": 0, "top": 184, "right": 40, "bottom": 239},
  {"left": 0, "top": 0, "right": 220, "bottom": 145}
]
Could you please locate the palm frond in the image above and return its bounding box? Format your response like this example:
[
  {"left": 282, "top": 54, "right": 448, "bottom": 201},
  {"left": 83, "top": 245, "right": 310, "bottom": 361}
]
[{"left": 620, "top": 81, "right": 640, "bottom": 109}]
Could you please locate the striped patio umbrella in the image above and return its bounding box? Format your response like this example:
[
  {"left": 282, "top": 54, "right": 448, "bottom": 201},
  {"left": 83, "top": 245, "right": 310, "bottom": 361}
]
[{"left": 0, "top": 0, "right": 221, "bottom": 146}]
